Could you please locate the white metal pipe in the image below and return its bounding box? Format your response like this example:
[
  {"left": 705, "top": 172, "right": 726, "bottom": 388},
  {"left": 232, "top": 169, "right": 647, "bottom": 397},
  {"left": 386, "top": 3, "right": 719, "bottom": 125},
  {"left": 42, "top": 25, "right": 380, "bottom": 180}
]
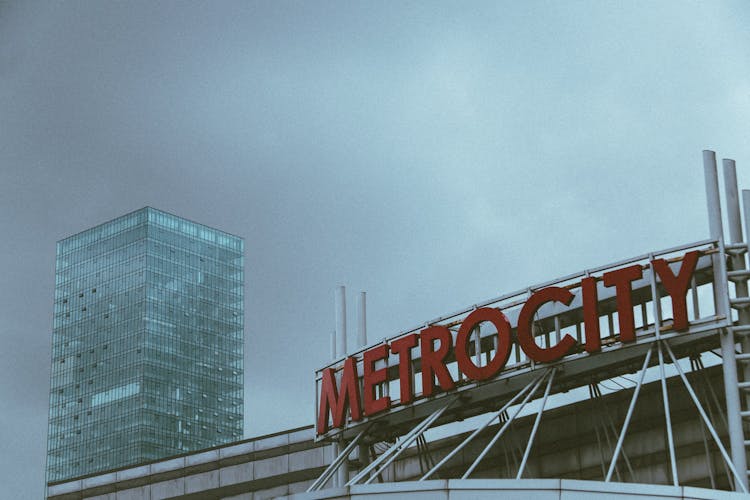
[
  {"left": 474, "top": 325, "right": 482, "bottom": 367},
  {"left": 357, "top": 291, "right": 367, "bottom": 347},
  {"left": 462, "top": 370, "right": 550, "bottom": 478},
  {"left": 691, "top": 276, "right": 700, "bottom": 320},
  {"left": 657, "top": 342, "right": 679, "bottom": 486},
  {"left": 744, "top": 189, "right": 750, "bottom": 257},
  {"left": 649, "top": 255, "right": 662, "bottom": 341},
  {"left": 420, "top": 370, "right": 548, "bottom": 480},
  {"left": 704, "top": 150, "right": 748, "bottom": 492},
  {"left": 664, "top": 342, "right": 749, "bottom": 493},
  {"left": 723, "top": 163, "right": 749, "bottom": 316},
  {"left": 328, "top": 441, "right": 341, "bottom": 487},
  {"left": 356, "top": 291, "right": 370, "bottom": 470},
  {"left": 516, "top": 368, "right": 556, "bottom": 479},
  {"left": 330, "top": 330, "right": 336, "bottom": 361},
  {"left": 606, "top": 346, "right": 653, "bottom": 481},
  {"left": 705, "top": 151, "right": 724, "bottom": 239},
  {"left": 724, "top": 160, "right": 750, "bottom": 417},
  {"left": 334, "top": 286, "right": 347, "bottom": 486},
  {"left": 724, "top": 160, "right": 743, "bottom": 244},
  {"left": 335, "top": 285, "right": 347, "bottom": 358},
  {"left": 721, "top": 246, "right": 749, "bottom": 489}
]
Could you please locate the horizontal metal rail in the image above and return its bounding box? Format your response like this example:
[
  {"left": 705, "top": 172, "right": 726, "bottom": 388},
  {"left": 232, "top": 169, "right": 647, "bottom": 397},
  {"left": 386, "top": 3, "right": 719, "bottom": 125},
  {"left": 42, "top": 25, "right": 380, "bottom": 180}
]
[{"left": 325, "top": 239, "right": 718, "bottom": 365}]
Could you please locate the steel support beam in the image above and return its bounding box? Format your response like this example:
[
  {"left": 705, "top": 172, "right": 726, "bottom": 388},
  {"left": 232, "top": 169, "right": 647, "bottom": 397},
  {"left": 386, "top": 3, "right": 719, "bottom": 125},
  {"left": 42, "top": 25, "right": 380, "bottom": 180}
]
[
  {"left": 516, "top": 368, "right": 556, "bottom": 478},
  {"left": 657, "top": 342, "right": 679, "bottom": 486},
  {"left": 606, "top": 345, "right": 653, "bottom": 481},
  {"left": 420, "top": 369, "right": 549, "bottom": 481},
  {"left": 308, "top": 426, "right": 370, "bottom": 492},
  {"left": 348, "top": 397, "right": 456, "bottom": 486},
  {"left": 462, "top": 370, "right": 552, "bottom": 478},
  {"left": 723, "top": 159, "right": 750, "bottom": 369},
  {"left": 703, "top": 150, "right": 747, "bottom": 491},
  {"left": 664, "top": 341, "right": 748, "bottom": 493}
]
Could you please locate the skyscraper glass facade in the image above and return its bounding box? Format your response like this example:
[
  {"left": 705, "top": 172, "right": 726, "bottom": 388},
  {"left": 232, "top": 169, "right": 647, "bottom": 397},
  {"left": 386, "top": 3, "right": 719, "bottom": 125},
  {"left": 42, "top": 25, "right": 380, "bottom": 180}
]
[{"left": 47, "top": 207, "right": 244, "bottom": 483}]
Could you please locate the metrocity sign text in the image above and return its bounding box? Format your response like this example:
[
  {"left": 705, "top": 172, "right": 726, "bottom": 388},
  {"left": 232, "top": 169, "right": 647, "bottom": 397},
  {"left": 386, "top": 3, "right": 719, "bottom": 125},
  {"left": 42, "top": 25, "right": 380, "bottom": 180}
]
[{"left": 317, "top": 250, "right": 701, "bottom": 435}]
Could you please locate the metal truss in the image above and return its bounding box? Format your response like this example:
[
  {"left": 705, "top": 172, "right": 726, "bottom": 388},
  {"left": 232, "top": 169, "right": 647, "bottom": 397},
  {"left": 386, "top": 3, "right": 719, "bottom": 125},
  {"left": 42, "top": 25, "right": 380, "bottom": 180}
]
[
  {"left": 307, "top": 424, "right": 372, "bottom": 491},
  {"left": 346, "top": 395, "right": 458, "bottom": 486},
  {"left": 418, "top": 369, "right": 550, "bottom": 480}
]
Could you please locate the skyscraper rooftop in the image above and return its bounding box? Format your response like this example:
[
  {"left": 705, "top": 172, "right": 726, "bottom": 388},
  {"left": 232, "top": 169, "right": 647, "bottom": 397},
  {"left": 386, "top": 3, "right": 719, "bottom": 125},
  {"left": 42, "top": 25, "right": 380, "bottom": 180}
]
[{"left": 47, "top": 207, "right": 244, "bottom": 482}]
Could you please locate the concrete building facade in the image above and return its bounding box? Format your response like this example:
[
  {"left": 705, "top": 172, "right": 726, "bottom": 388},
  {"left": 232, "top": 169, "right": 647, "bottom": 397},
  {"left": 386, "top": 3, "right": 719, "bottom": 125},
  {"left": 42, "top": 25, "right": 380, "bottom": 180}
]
[{"left": 47, "top": 366, "right": 740, "bottom": 499}]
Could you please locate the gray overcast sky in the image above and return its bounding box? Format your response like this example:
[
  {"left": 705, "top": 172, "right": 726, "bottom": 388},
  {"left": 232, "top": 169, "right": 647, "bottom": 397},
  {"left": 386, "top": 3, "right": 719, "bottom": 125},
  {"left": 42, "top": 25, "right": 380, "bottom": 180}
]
[{"left": 1, "top": 1, "right": 749, "bottom": 497}]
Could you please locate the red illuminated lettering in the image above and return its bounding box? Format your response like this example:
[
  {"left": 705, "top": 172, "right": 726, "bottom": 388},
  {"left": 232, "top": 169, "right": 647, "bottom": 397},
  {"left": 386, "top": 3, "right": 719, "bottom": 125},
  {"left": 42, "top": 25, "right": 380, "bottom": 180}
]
[
  {"left": 518, "top": 287, "right": 577, "bottom": 362},
  {"left": 317, "top": 357, "right": 362, "bottom": 434},
  {"left": 603, "top": 265, "right": 643, "bottom": 342},
  {"left": 315, "top": 251, "right": 703, "bottom": 435},
  {"left": 582, "top": 276, "right": 601, "bottom": 353},
  {"left": 390, "top": 333, "right": 418, "bottom": 404},
  {"left": 455, "top": 308, "right": 512, "bottom": 380},
  {"left": 652, "top": 251, "right": 700, "bottom": 331},
  {"left": 363, "top": 344, "right": 391, "bottom": 415},
  {"left": 420, "top": 326, "right": 455, "bottom": 397}
]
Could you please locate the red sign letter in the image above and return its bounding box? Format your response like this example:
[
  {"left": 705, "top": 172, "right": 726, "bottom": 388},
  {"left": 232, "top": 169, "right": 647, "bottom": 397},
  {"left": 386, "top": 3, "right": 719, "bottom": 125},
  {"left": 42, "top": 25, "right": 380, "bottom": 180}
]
[
  {"left": 363, "top": 344, "right": 391, "bottom": 416},
  {"left": 455, "top": 308, "right": 512, "bottom": 381},
  {"left": 420, "top": 326, "right": 455, "bottom": 397},
  {"left": 581, "top": 276, "right": 601, "bottom": 353},
  {"left": 317, "top": 357, "right": 362, "bottom": 434},
  {"left": 652, "top": 251, "right": 699, "bottom": 331},
  {"left": 518, "top": 287, "right": 577, "bottom": 363},
  {"left": 391, "top": 333, "right": 418, "bottom": 405},
  {"left": 603, "top": 264, "right": 643, "bottom": 342}
]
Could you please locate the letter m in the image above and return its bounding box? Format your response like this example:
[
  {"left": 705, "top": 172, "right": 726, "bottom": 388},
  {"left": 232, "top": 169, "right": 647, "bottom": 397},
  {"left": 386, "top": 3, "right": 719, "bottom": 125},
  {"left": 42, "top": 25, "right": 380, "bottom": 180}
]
[{"left": 317, "top": 357, "right": 362, "bottom": 434}]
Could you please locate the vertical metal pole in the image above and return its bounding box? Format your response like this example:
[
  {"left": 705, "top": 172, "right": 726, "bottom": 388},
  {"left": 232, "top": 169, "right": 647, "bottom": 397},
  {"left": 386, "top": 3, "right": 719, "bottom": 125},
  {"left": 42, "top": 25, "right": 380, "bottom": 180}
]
[
  {"left": 744, "top": 189, "right": 750, "bottom": 257},
  {"left": 724, "top": 159, "right": 750, "bottom": 410},
  {"left": 704, "top": 150, "right": 748, "bottom": 491},
  {"left": 336, "top": 286, "right": 347, "bottom": 358},
  {"left": 724, "top": 160, "right": 750, "bottom": 323},
  {"left": 357, "top": 292, "right": 367, "bottom": 347},
  {"left": 691, "top": 276, "right": 700, "bottom": 320},
  {"left": 333, "top": 285, "right": 348, "bottom": 487},
  {"left": 330, "top": 330, "right": 336, "bottom": 361},
  {"left": 724, "top": 159, "right": 744, "bottom": 246},
  {"left": 657, "top": 342, "right": 679, "bottom": 486},
  {"left": 649, "top": 254, "right": 662, "bottom": 340},
  {"left": 474, "top": 325, "right": 482, "bottom": 367},
  {"left": 356, "top": 291, "right": 370, "bottom": 470}
]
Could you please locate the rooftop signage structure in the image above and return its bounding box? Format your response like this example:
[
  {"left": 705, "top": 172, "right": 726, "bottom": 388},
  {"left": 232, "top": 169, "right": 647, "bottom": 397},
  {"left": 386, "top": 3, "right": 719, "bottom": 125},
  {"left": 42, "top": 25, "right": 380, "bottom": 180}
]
[
  {"left": 310, "top": 151, "right": 750, "bottom": 494},
  {"left": 317, "top": 251, "right": 701, "bottom": 434}
]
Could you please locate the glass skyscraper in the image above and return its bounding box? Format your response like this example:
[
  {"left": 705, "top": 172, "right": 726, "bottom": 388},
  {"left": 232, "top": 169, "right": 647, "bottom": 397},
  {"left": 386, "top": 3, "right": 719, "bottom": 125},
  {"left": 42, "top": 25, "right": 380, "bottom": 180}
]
[{"left": 46, "top": 207, "right": 244, "bottom": 483}]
